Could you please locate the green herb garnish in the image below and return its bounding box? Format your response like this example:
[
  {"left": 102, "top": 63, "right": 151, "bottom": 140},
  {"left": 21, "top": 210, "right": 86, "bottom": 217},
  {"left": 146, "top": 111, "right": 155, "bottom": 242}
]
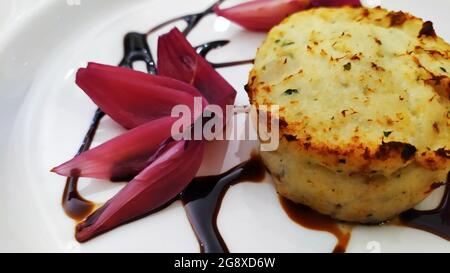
[
  {"left": 383, "top": 131, "right": 393, "bottom": 137},
  {"left": 284, "top": 89, "right": 299, "bottom": 95},
  {"left": 281, "top": 41, "right": 295, "bottom": 47},
  {"left": 440, "top": 67, "right": 447, "bottom": 73},
  {"left": 343, "top": 62, "right": 352, "bottom": 71}
]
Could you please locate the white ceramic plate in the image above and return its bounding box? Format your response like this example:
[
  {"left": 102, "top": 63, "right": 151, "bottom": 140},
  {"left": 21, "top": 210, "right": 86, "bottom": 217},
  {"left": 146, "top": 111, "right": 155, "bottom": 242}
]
[{"left": 0, "top": 0, "right": 449, "bottom": 253}]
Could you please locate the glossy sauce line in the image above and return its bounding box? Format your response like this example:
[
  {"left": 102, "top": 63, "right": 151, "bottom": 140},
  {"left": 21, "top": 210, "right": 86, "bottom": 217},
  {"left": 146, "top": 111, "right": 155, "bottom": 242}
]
[
  {"left": 195, "top": 40, "right": 254, "bottom": 68},
  {"left": 399, "top": 173, "right": 450, "bottom": 240},
  {"left": 62, "top": 109, "right": 104, "bottom": 221},
  {"left": 279, "top": 198, "right": 352, "bottom": 253},
  {"left": 181, "top": 154, "right": 266, "bottom": 253}
]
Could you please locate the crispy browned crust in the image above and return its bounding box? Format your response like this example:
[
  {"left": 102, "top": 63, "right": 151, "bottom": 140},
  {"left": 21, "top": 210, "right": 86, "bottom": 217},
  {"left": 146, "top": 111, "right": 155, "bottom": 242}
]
[{"left": 248, "top": 7, "right": 450, "bottom": 175}]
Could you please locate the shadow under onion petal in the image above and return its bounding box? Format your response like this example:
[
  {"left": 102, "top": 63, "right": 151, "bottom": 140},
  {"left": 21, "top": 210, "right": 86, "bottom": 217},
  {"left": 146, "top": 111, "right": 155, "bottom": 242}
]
[{"left": 75, "top": 140, "right": 205, "bottom": 242}]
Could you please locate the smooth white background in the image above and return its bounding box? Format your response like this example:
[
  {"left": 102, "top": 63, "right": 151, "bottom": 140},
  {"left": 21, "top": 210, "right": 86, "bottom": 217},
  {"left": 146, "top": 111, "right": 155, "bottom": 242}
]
[{"left": 0, "top": 0, "right": 449, "bottom": 252}]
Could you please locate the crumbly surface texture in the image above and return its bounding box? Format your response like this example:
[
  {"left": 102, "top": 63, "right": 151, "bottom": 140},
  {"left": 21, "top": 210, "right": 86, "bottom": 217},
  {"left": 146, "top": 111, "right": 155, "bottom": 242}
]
[{"left": 248, "top": 6, "right": 450, "bottom": 223}]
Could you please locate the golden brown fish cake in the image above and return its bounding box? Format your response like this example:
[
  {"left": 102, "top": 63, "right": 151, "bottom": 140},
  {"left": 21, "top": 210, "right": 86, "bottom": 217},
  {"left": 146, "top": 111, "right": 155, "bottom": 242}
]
[{"left": 248, "top": 7, "right": 450, "bottom": 223}]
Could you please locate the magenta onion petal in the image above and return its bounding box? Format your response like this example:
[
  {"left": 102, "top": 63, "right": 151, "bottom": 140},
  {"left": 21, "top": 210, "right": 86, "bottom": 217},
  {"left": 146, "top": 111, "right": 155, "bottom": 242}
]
[
  {"left": 75, "top": 140, "right": 204, "bottom": 242},
  {"left": 157, "top": 28, "right": 236, "bottom": 112},
  {"left": 214, "top": 0, "right": 362, "bottom": 32},
  {"left": 214, "top": 0, "right": 311, "bottom": 32},
  {"left": 51, "top": 116, "right": 178, "bottom": 181},
  {"left": 77, "top": 63, "right": 207, "bottom": 129}
]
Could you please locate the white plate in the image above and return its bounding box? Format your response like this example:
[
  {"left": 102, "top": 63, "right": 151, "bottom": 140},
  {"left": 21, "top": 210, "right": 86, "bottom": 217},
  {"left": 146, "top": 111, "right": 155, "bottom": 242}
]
[{"left": 0, "top": 0, "right": 449, "bottom": 253}]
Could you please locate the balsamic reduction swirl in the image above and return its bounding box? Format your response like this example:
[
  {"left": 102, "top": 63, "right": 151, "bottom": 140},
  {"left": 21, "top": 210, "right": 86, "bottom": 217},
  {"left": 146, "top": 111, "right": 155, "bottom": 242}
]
[
  {"left": 62, "top": 109, "right": 104, "bottom": 221},
  {"left": 195, "top": 40, "right": 254, "bottom": 68},
  {"left": 182, "top": 154, "right": 266, "bottom": 253},
  {"left": 400, "top": 173, "right": 450, "bottom": 241},
  {"left": 119, "top": 32, "right": 156, "bottom": 74}
]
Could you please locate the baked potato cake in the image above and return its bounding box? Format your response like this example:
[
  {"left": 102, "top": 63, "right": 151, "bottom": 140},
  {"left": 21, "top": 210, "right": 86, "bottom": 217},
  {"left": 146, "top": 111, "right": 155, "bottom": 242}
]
[{"left": 248, "top": 6, "right": 450, "bottom": 223}]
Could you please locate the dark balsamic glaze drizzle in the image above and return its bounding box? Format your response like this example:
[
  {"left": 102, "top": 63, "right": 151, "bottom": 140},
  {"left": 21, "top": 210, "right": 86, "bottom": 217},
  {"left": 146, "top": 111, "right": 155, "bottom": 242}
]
[
  {"left": 145, "top": 0, "right": 225, "bottom": 36},
  {"left": 62, "top": 109, "right": 104, "bottom": 221},
  {"left": 181, "top": 154, "right": 266, "bottom": 253},
  {"left": 119, "top": 32, "right": 157, "bottom": 74},
  {"left": 195, "top": 40, "right": 254, "bottom": 68},
  {"left": 61, "top": 0, "right": 450, "bottom": 252},
  {"left": 279, "top": 198, "right": 352, "bottom": 253},
  {"left": 399, "top": 173, "right": 450, "bottom": 241},
  {"left": 212, "top": 59, "right": 254, "bottom": 69}
]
